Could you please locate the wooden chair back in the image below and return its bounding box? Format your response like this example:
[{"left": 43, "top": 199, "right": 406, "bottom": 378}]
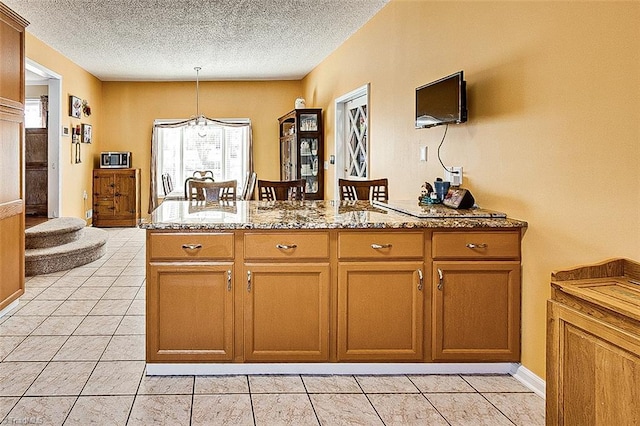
[
  {"left": 161, "top": 173, "right": 174, "bottom": 196},
  {"left": 257, "top": 179, "right": 306, "bottom": 201},
  {"left": 188, "top": 179, "right": 237, "bottom": 202},
  {"left": 338, "top": 178, "right": 389, "bottom": 202},
  {"left": 193, "top": 170, "right": 214, "bottom": 179},
  {"left": 184, "top": 176, "right": 214, "bottom": 199}
]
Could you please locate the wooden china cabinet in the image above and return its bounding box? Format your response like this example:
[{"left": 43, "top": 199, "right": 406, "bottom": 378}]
[{"left": 278, "top": 108, "right": 324, "bottom": 200}]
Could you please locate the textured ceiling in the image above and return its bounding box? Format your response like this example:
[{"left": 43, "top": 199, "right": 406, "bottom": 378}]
[{"left": 6, "top": 0, "right": 389, "bottom": 82}]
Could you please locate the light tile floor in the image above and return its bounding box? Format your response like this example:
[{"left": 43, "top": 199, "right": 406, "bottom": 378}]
[{"left": 0, "top": 227, "right": 545, "bottom": 425}]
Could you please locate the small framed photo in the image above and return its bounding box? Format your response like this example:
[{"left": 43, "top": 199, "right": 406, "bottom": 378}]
[
  {"left": 81, "top": 123, "right": 92, "bottom": 143},
  {"left": 69, "top": 95, "right": 81, "bottom": 118},
  {"left": 61, "top": 126, "right": 70, "bottom": 137}
]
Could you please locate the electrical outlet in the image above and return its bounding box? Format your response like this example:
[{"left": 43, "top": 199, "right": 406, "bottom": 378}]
[
  {"left": 445, "top": 166, "right": 463, "bottom": 186},
  {"left": 85, "top": 209, "right": 93, "bottom": 220}
]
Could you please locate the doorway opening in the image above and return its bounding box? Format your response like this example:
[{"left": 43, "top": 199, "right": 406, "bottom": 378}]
[
  {"left": 25, "top": 59, "right": 62, "bottom": 219},
  {"left": 334, "top": 83, "right": 370, "bottom": 197}
]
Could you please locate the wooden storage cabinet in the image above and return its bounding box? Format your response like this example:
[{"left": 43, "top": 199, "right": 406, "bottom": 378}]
[
  {"left": 145, "top": 226, "right": 524, "bottom": 364},
  {"left": 0, "top": 4, "right": 27, "bottom": 312},
  {"left": 278, "top": 108, "right": 323, "bottom": 199},
  {"left": 93, "top": 168, "right": 141, "bottom": 227},
  {"left": 431, "top": 230, "right": 521, "bottom": 361},
  {"left": 146, "top": 232, "right": 235, "bottom": 362},
  {"left": 547, "top": 259, "right": 640, "bottom": 425},
  {"left": 337, "top": 230, "right": 426, "bottom": 361}
]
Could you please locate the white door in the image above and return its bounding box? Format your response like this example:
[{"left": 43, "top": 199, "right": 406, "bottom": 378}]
[
  {"left": 343, "top": 95, "right": 369, "bottom": 179},
  {"left": 334, "top": 84, "right": 369, "bottom": 197}
]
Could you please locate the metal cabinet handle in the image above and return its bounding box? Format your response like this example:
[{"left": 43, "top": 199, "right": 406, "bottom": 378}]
[
  {"left": 181, "top": 243, "right": 202, "bottom": 251},
  {"left": 437, "top": 268, "right": 444, "bottom": 291},
  {"left": 417, "top": 269, "right": 424, "bottom": 291},
  {"left": 466, "top": 243, "right": 488, "bottom": 249},
  {"left": 276, "top": 244, "right": 297, "bottom": 250},
  {"left": 371, "top": 243, "right": 392, "bottom": 249},
  {"left": 227, "top": 270, "right": 232, "bottom": 292},
  {"left": 247, "top": 270, "right": 252, "bottom": 292}
]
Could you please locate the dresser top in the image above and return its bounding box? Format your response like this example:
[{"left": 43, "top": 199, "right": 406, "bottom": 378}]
[{"left": 141, "top": 200, "right": 527, "bottom": 230}]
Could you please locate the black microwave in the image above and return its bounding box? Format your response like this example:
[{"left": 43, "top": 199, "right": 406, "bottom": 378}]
[{"left": 100, "top": 152, "right": 131, "bottom": 168}]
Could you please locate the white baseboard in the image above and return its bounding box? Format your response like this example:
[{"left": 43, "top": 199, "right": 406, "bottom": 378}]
[
  {"left": 0, "top": 299, "right": 20, "bottom": 319},
  {"left": 511, "top": 364, "right": 546, "bottom": 399},
  {"left": 146, "top": 362, "right": 517, "bottom": 376}
]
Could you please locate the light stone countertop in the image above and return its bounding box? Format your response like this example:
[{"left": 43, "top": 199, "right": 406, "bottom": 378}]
[{"left": 140, "top": 200, "right": 527, "bottom": 230}]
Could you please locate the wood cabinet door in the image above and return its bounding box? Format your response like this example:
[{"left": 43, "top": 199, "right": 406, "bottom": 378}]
[
  {"left": 432, "top": 261, "right": 520, "bottom": 361},
  {"left": 147, "top": 263, "right": 234, "bottom": 362},
  {"left": 243, "top": 263, "right": 330, "bottom": 361},
  {"left": 93, "top": 171, "right": 116, "bottom": 220},
  {"left": 547, "top": 302, "right": 640, "bottom": 426},
  {"left": 114, "top": 170, "right": 137, "bottom": 217},
  {"left": 337, "top": 262, "right": 425, "bottom": 361}
]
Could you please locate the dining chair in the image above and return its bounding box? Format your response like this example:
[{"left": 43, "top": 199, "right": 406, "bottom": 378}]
[
  {"left": 338, "top": 178, "right": 389, "bottom": 202},
  {"left": 188, "top": 179, "right": 238, "bottom": 202},
  {"left": 184, "top": 176, "right": 214, "bottom": 199},
  {"left": 241, "top": 172, "right": 257, "bottom": 200},
  {"left": 257, "top": 179, "right": 306, "bottom": 201},
  {"left": 161, "top": 173, "right": 174, "bottom": 196},
  {"left": 193, "top": 170, "right": 214, "bottom": 179}
]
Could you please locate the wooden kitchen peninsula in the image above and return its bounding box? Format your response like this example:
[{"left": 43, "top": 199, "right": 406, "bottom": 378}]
[{"left": 141, "top": 200, "right": 527, "bottom": 374}]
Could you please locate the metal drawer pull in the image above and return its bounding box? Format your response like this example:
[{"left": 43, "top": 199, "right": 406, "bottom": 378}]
[
  {"left": 247, "top": 271, "right": 252, "bottom": 292},
  {"left": 276, "top": 244, "right": 297, "bottom": 250},
  {"left": 417, "top": 269, "right": 424, "bottom": 291},
  {"left": 371, "top": 243, "right": 392, "bottom": 249},
  {"left": 181, "top": 243, "right": 202, "bottom": 250},
  {"left": 437, "top": 268, "right": 444, "bottom": 290},
  {"left": 227, "top": 270, "right": 232, "bottom": 292},
  {"left": 466, "top": 243, "right": 488, "bottom": 249}
]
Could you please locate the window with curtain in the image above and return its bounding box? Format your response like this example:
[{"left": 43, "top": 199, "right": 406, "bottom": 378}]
[{"left": 151, "top": 118, "right": 252, "bottom": 210}]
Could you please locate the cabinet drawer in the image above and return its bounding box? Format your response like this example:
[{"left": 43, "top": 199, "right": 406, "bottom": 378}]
[
  {"left": 148, "top": 232, "right": 234, "bottom": 261},
  {"left": 338, "top": 232, "right": 424, "bottom": 260},
  {"left": 244, "top": 232, "right": 329, "bottom": 260},
  {"left": 432, "top": 231, "right": 520, "bottom": 260}
]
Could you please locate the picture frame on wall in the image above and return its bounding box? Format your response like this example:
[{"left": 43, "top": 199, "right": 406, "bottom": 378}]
[
  {"left": 69, "top": 95, "right": 81, "bottom": 118},
  {"left": 82, "top": 123, "right": 92, "bottom": 143}
]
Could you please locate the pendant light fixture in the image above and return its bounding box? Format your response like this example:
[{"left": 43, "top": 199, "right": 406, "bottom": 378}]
[{"left": 192, "top": 66, "right": 207, "bottom": 137}]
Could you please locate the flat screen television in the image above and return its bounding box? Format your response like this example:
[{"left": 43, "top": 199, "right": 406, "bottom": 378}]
[{"left": 415, "top": 71, "right": 467, "bottom": 128}]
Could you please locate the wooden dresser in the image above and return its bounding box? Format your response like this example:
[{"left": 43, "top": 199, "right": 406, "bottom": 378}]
[
  {"left": 93, "top": 168, "right": 141, "bottom": 227},
  {"left": 547, "top": 258, "right": 640, "bottom": 425}
]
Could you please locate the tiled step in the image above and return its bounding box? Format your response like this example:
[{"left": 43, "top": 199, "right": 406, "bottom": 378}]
[
  {"left": 25, "top": 217, "right": 86, "bottom": 249},
  {"left": 25, "top": 219, "right": 107, "bottom": 276}
]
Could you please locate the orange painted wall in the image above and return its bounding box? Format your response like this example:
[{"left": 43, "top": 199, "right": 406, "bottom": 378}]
[
  {"left": 302, "top": 0, "right": 640, "bottom": 378},
  {"left": 100, "top": 80, "right": 301, "bottom": 212}
]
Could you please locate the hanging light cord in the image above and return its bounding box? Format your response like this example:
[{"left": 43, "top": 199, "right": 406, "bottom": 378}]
[{"left": 194, "top": 66, "right": 201, "bottom": 118}]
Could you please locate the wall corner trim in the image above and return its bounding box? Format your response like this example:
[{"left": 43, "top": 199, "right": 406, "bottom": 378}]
[{"left": 511, "top": 363, "right": 546, "bottom": 399}]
